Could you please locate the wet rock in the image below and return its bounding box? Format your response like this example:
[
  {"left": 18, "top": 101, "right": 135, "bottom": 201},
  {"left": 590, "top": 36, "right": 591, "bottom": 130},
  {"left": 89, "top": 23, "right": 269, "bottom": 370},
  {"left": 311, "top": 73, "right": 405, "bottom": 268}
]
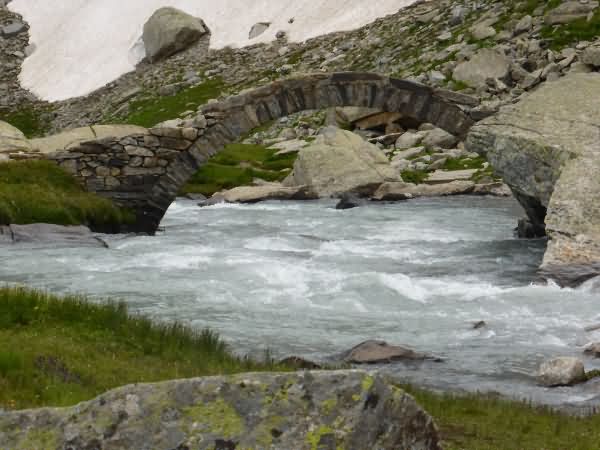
[
  {"left": 0, "top": 371, "right": 442, "bottom": 450},
  {"left": 143, "top": 7, "right": 208, "bottom": 62},
  {"left": 516, "top": 218, "right": 546, "bottom": 239},
  {"left": 335, "top": 193, "right": 365, "bottom": 210},
  {"left": 538, "top": 357, "right": 586, "bottom": 387},
  {"left": 341, "top": 340, "right": 431, "bottom": 364},
  {"left": 473, "top": 321, "right": 486, "bottom": 330},
  {"left": 0, "top": 224, "right": 108, "bottom": 248},
  {"left": 584, "top": 343, "right": 600, "bottom": 357}
]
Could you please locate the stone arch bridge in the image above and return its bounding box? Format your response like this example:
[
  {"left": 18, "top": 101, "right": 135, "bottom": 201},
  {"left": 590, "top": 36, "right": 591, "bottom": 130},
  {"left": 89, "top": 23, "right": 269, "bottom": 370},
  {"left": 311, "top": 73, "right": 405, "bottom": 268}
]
[{"left": 49, "top": 72, "right": 481, "bottom": 234}]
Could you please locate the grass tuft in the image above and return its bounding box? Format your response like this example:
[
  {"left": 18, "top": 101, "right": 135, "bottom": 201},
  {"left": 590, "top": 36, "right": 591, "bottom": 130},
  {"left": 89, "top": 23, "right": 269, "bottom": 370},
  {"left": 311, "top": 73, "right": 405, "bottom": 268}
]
[{"left": 403, "top": 384, "right": 600, "bottom": 450}]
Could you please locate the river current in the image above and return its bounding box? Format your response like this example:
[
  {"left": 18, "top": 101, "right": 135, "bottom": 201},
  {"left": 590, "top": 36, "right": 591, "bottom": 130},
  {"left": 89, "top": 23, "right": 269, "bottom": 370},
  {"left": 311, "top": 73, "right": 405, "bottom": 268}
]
[{"left": 2, "top": 196, "right": 599, "bottom": 409}]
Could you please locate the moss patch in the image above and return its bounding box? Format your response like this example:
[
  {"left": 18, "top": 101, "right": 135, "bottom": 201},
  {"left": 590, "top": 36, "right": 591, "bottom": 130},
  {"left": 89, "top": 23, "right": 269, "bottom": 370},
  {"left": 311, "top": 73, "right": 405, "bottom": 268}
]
[
  {"left": 541, "top": 8, "right": 600, "bottom": 49},
  {"left": 0, "top": 160, "right": 134, "bottom": 231}
]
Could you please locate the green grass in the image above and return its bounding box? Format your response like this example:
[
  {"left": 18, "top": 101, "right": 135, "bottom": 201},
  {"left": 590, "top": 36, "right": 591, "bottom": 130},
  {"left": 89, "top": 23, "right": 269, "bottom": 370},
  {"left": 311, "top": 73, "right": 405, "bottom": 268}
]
[
  {"left": 119, "top": 78, "right": 226, "bottom": 128},
  {"left": 0, "top": 286, "right": 285, "bottom": 410},
  {"left": 0, "top": 108, "right": 50, "bottom": 138},
  {"left": 440, "top": 156, "right": 487, "bottom": 171},
  {"left": 401, "top": 169, "right": 429, "bottom": 184},
  {"left": 181, "top": 142, "right": 297, "bottom": 196},
  {"left": 403, "top": 384, "right": 600, "bottom": 450},
  {"left": 0, "top": 160, "right": 133, "bottom": 232}
]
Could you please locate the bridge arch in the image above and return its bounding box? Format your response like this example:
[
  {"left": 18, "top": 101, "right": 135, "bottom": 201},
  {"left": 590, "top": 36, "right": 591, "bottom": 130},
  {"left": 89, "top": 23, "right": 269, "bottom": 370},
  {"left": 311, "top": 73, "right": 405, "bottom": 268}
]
[{"left": 50, "top": 73, "right": 479, "bottom": 233}]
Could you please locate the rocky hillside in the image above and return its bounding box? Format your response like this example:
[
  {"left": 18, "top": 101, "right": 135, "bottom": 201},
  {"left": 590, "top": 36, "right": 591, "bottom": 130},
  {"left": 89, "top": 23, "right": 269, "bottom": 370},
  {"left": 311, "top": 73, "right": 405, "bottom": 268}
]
[{"left": 2, "top": 0, "right": 600, "bottom": 136}]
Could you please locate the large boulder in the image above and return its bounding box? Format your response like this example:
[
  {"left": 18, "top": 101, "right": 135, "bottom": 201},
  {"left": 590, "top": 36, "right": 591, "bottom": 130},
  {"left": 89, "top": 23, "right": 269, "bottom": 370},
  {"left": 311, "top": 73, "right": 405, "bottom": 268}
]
[
  {"left": 452, "top": 48, "right": 511, "bottom": 88},
  {"left": 466, "top": 73, "right": 600, "bottom": 286},
  {"left": 283, "top": 127, "right": 401, "bottom": 197},
  {"left": 142, "top": 7, "right": 208, "bottom": 63},
  {"left": 0, "top": 120, "right": 32, "bottom": 154},
  {"left": 0, "top": 371, "right": 442, "bottom": 450}
]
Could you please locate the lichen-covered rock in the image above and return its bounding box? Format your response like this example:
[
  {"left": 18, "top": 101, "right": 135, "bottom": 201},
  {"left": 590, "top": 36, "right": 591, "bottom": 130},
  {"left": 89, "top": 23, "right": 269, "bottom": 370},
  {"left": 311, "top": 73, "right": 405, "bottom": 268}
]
[
  {"left": 283, "top": 126, "right": 401, "bottom": 197},
  {"left": 0, "top": 371, "right": 441, "bottom": 450},
  {"left": 466, "top": 73, "right": 600, "bottom": 286},
  {"left": 142, "top": 7, "right": 208, "bottom": 63}
]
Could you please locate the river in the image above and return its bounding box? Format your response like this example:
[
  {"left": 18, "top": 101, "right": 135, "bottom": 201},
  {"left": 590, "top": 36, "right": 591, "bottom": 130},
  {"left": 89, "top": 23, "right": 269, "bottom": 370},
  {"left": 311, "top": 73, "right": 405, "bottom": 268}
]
[{"left": 2, "top": 196, "right": 599, "bottom": 410}]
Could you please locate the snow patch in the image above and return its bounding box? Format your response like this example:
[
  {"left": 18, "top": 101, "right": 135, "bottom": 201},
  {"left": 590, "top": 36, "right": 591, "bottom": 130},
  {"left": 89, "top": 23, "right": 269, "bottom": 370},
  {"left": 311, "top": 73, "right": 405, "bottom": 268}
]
[{"left": 9, "top": 0, "right": 416, "bottom": 102}]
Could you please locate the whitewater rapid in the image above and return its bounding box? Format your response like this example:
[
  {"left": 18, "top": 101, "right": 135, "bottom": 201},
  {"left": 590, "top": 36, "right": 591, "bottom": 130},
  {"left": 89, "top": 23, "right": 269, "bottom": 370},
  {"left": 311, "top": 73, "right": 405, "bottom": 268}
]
[
  {"left": 9, "top": 0, "right": 415, "bottom": 101},
  {"left": 1, "top": 197, "right": 600, "bottom": 409}
]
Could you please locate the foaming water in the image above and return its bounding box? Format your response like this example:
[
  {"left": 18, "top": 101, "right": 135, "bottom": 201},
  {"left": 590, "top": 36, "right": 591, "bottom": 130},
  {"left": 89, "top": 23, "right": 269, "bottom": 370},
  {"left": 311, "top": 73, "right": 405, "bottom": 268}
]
[{"left": 2, "top": 196, "right": 599, "bottom": 409}]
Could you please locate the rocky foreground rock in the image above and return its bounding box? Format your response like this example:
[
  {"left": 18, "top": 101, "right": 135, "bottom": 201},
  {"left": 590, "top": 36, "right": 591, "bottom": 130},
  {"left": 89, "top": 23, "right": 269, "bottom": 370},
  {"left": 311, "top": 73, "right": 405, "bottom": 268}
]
[
  {"left": 466, "top": 72, "right": 600, "bottom": 286},
  {"left": 0, "top": 371, "right": 441, "bottom": 450}
]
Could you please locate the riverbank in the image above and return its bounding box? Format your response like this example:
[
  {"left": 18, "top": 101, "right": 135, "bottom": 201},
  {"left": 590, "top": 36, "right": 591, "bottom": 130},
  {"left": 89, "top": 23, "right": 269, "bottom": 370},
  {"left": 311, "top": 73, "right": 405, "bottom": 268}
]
[
  {"left": 2, "top": 285, "right": 600, "bottom": 449},
  {"left": 0, "top": 160, "right": 133, "bottom": 232}
]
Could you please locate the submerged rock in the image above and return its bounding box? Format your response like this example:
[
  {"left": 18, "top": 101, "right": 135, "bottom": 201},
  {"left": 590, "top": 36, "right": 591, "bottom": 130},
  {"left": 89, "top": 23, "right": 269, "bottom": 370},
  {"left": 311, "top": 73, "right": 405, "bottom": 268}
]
[
  {"left": 0, "top": 224, "right": 108, "bottom": 248},
  {"left": 0, "top": 371, "right": 442, "bottom": 450},
  {"left": 335, "top": 193, "right": 364, "bottom": 210},
  {"left": 341, "top": 340, "right": 431, "bottom": 364},
  {"left": 538, "top": 357, "right": 586, "bottom": 387}
]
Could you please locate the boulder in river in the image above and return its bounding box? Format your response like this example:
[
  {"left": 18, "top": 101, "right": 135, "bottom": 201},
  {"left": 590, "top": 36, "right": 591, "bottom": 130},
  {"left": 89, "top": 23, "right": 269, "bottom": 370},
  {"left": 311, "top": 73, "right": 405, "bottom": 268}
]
[
  {"left": 372, "top": 180, "right": 475, "bottom": 201},
  {"left": 0, "top": 224, "right": 108, "bottom": 248},
  {"left": 538, "top": 357, "right": 586, "bottom": 387},
  {"left": 341, "top": 340, "right": 431, "bottom": 364},
  {"left": 283, "top": 126, "right": 400, "bottom": 198},
  {"left": 466, "top": 72, "right": 600, "bottom": 287},
  {"left": 335, "top": 193, "right": 364, "bottom": 210},
  {"left": 584, "top": 343, "right": 600, "bottom": 358},
  {"left": 143, "top": 7, "right": 208, "bottom": 63},
  {"left": 214, "top": 183, "right": 316, "bottom": 204},
  {"left": 0, "top": 371, "right": 442, "bottom": 450}
]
